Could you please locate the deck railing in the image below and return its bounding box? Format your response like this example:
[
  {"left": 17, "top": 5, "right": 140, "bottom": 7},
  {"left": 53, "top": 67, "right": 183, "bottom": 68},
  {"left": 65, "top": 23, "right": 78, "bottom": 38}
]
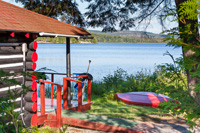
[
  {"left": 63, "top": 75, "right": 91, "bottom": 112},
  {"left": 43, "top": 72, "right": 92, "bottom": 109},
  {"left": 39, "top": 80, "right": 62, "bottom": 128},
  {"left": 38, "top": 72, "right": 92, "bottom": 127},
  {"left": 43, "top": 72, "right": 67, "bottom": 106}
]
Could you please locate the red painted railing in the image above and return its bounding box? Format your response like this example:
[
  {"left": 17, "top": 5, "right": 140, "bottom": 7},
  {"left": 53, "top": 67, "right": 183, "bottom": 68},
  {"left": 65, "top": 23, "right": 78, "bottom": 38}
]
[
  {"left": 43, "top": 72, "right": 67, "bottom": 106},
  {"left": 38, "top": 72, "right": 92, "bottom": 127},
  {"left": 39, "top": 80, "right": 62, "bottom": 128},
  {"left": 43, "top": 72, "right": 92, "bottom": 109},
  {"left": 63, "top": 75, "right": 92, "bottom": 112}
]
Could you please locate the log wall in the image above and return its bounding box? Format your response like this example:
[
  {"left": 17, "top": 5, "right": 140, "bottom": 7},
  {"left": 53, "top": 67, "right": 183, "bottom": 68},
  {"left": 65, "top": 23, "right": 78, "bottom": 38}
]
[{"left": 0, "top": 32, "right": 38, "bottom": 126}]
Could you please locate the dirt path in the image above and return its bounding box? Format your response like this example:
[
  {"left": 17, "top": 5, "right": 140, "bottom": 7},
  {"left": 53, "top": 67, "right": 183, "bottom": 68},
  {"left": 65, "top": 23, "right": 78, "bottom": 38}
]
[
  {"left": 64, "top": 122, "right": 200, "bottom": 133},
  {"left": 61, "top": 113, "right": 200, "bottom": 133},
  {"left": 131, "top": 122, "right": 200, "bottom": 133},
  {"left": 147, "top": 123, "right": 200, "bottom": 133}
]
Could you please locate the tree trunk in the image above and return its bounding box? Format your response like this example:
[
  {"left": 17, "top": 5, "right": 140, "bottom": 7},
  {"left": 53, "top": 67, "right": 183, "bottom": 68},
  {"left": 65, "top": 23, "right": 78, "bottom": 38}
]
[{"left": 175, "top": 0, "right": 200, "bottom": 105}]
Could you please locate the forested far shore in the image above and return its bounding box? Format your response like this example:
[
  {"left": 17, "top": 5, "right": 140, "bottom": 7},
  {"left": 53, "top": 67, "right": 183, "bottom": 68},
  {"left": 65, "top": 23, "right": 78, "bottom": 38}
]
[{"left": 36, "top": 32, "right": 166, "bottom": 44}]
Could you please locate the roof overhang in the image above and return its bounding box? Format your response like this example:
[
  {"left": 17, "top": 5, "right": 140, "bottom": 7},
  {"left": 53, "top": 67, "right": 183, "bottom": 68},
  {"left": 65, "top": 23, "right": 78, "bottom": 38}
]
[
  {"left": 39, "top": 32, "right": 94, "bottom": 39},
  {"left": 39, "top": 32, "right": 81, "bottom": 39}
]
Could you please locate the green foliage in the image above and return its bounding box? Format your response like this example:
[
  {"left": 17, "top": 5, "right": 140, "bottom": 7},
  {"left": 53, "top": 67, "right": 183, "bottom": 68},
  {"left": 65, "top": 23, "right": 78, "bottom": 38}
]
[
  {"left": 84, "top": 0, "right": 173, "bottom": 32},
  {"left": 0, "top": 70, "right": 27, "bottom": 133},
  {"left": 0, "top": 70, "right": 48, "bottom": 133},
  {"left": 160, "top": 0, "right": 200, "bottom": 128},
  {"left": 156, "top": 53, "right": 200, "bottom": 127},
  {"left": 22, "top": 125, "right": 68, "bottom": 133},
  {"left": 91, "top": 66, "right": 186, "bottom": 101},
  {"left": 179, "top": 0, "right": 200, "bottom": 20}
]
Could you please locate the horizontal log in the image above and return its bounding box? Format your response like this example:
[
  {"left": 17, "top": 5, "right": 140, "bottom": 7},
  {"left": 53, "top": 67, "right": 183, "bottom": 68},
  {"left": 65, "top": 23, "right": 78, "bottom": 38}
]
[
  {"left": 0, "top": 77, "right": 23, "bottom": 88},
  {"left": 0, "top": 66, "right": 23, "bottom": 74},
  {"left": 24, "top": 110, "right": 31, "bottom": 118},
  {"left": 12, "top": 97, "right": 25, "bottom": 109},
  {"left": 0, "top": 87, "right": 22, "bottom": 98},
  {"left": 26, "top": 71, "right": 37, "bottom": 81},
  {"left": 15, "top": 98, "right": 25, "bottom": 107},
  {"left": 24, "top": 102, "right": 37, "bottom": 113},
  {"left": 26, "top": 75, "right": 35, "bottom": 81},
  {"left": 0, "top": 46, "right": 22, "bottom": 55},
  {"left": 0, "top": 62, "right": 23, "bottom": 69},
  {"left": 0, "top": 43, "right": 22, "bottom": 47},
  {"left": 24, "top": 92, "right": 37, "bottom": 102},
  {"left": 26, "top": 62, "right": 36, "bottom": 71},
  {"left": 26, "top": 51, "right": 38, "bottom": 62},
  {"left": 0, "top": 85, "right": 22, "bottom": 92},
  {"left": 25, "top": 81, "right": 37, "bottom": 91},
  {"left": 0, "top": 58, "right": 23, "bottom": 64},
  {"left": 24, "top": 112, "right": 37, "bottom": 127},
  {"left": 0, "top": 54, "right": 23, "bottom": 60},
  {"left": 28, "top": 41, "right": 37, "bottom": 50},
  {"left": 18, "top": 109, "right": 32, "bottom": 121},
  {"left": 19, "top": 110, "right": 31, "bottom": 122}
]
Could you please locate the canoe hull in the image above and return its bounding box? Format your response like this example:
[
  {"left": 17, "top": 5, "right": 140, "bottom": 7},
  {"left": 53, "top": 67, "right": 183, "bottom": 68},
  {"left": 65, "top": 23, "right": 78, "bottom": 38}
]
[{"left": 115, "top": 92, "right": 170, "bottom": 108}]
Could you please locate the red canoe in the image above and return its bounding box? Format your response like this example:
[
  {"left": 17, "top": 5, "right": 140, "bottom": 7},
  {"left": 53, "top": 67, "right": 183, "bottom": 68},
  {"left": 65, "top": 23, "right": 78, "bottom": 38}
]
[{"left": 115, "top": 92, "right": 171, "bottom": 108}]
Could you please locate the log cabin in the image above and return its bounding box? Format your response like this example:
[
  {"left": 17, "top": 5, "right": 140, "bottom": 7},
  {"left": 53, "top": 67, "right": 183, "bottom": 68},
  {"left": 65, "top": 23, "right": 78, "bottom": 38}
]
[{"left": 0, "top": 0, "right": 92, "bottom": 127}]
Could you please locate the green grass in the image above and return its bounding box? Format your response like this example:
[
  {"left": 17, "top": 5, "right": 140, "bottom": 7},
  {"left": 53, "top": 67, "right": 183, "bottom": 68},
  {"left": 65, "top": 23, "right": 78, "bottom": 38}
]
[{"left": 86, "top": 96, "right": 173, "bottom": 123}]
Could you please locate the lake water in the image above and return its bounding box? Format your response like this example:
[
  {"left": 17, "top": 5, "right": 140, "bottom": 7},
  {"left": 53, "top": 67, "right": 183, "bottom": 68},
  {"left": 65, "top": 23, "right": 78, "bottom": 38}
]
[{"left": 36, "top": 43, "right": 182, "bottom": 82}]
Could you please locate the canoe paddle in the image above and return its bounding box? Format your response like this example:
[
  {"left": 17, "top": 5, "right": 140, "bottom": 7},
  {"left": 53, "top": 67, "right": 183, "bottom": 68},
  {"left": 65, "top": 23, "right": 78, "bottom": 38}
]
[{"left": 82, "top": 60, "right": 91, "bottom": 101}]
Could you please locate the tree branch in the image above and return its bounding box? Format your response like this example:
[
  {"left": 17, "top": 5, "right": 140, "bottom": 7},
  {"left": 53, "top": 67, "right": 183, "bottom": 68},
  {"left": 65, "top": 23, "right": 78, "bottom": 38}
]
[{"left": 138, "top": 0, "right": 164, "bottom": 24}]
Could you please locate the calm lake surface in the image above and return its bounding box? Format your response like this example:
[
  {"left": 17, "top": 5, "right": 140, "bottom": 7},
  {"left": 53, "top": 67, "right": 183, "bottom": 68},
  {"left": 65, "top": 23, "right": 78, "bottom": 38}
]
[{"left": 36, "top": 43, "right": 182, "bottom": 82}]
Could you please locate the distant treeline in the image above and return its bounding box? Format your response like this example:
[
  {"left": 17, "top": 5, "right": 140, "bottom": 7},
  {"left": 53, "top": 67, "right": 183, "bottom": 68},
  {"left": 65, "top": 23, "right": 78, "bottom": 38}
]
[
  {"left": 93, "top": 34, "right": 165, "bottom": 43},
  {"left": 36, "top": 32, "right": 165, "bottom": 44}
]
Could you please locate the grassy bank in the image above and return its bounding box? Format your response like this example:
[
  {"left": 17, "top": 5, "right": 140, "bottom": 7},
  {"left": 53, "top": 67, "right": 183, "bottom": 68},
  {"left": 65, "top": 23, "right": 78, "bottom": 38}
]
[
  {"left": 90, "top": 67, "right": 186, "bottom": 101},
  {"left": 84, "top": 65, "right": 187, "bottom": 123},
  {"left": 86, "top": 96, "right": 186, "bottom": 124}
]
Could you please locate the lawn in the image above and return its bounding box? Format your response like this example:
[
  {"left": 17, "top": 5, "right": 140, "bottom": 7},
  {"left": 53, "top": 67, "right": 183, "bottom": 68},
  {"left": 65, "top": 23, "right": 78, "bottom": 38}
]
[{"left": 86, "top": 96, "right": 186, "bottom": 124}]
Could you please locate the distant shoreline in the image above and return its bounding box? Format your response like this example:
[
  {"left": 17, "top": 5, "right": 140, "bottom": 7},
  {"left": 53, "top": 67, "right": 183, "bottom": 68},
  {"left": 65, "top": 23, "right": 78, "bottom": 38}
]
[
  {"left": 36, "top": 32, "right": 166, "bottom": 44},
  {"left": 36, "top": 40, "right": 96, "bottom": 44},
  {"left": 37, "top": 41, "right": 167, "bottom": 44}
]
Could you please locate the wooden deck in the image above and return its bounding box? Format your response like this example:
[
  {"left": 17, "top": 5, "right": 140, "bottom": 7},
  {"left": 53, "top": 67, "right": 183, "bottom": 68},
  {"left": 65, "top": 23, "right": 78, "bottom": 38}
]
[
  {"left": 37, "top": 98, "right": 92, "bottom": 115},
  {"left": 46, "top": 110, "right": 142, "bottom": 133},
  {"left": 37, "top": 98, "right": 92, "bottom": 125},
  {"left": 36, "top": 78, "right": 144, "bottom": 132},
  {"left": 36, "top": 98, "right": 143, "bottom": 132}
]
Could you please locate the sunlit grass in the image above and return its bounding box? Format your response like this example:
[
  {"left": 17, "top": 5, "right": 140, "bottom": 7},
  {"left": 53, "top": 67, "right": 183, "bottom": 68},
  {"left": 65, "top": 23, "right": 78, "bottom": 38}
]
[{"left": 86, "top": 96, "right": 182, "bottom": 123}]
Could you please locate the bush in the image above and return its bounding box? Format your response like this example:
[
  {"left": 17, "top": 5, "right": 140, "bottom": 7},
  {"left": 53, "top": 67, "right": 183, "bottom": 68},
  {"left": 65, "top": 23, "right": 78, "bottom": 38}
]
[{"left": 91, "top": 66, "right": 186, "bottom": 100}]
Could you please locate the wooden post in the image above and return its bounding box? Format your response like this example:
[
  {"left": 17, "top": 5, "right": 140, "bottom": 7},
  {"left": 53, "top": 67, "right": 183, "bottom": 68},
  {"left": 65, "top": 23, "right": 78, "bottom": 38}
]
[
  {"left": 78, "top": 82, "right": 82, "bottom": 112},
  {"left": 40, "top": 83, "right": 45, "bottom": 115},
  {"left": 56, "top": 85, "right": 62, "bottom": 128},
  {"left": 63, "top": 78, "right": 68, "bottom": 109},
  {"left": 87, "top": 80, "right": 91, "bottom": 103},
  {"left": 66, "top": 37, "right": 71, "bottom": 108},
  {"left": 51, "top": 74, "right": 54, "bottom": 107}
]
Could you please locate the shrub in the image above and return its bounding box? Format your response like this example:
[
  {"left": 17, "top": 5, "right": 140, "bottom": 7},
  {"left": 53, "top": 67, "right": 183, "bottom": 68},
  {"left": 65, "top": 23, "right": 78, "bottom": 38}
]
[{"left": 91, "top": 65, "right": 186, "bottom": 101}]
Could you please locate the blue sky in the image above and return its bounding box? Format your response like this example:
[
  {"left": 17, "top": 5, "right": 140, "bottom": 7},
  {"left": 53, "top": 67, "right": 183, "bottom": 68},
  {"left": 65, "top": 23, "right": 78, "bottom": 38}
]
[{"left": 3, "top": 0, "right": 177, "bottom": 34}]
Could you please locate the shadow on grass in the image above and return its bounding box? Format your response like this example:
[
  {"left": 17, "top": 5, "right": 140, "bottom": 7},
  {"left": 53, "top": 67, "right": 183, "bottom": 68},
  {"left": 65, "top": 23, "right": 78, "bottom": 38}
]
[{"left": 62, "top": 110, "right": 138, "bottom": 132}]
